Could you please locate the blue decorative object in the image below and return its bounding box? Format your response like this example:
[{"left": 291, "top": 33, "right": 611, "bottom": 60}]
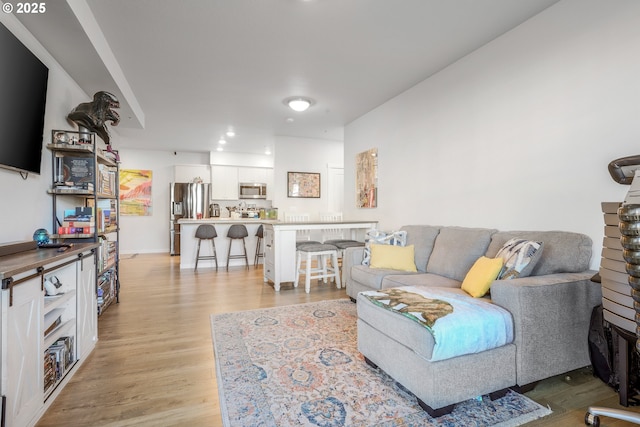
[{"left": 33, "top": 228, "right": 50, "bottom": 245}]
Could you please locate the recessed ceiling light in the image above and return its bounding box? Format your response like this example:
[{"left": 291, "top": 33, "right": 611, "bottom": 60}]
[
  {"left": 217, "top": 146, "right": 223, "bottom": 151},
  {"left": 265, "top": 147, "right": 272, "bottom": 155},
  {"left": 226, "top": 130, "right": 235, "bottom": 137},
  {"left": 218, "top": 138, "right": 226, "bottom": 145},
  {"left": 285, "top": 117, "right": 294, "bottom": 123},
  {"left": 283, "top": 96, "right": 315, "bottom": 112}
]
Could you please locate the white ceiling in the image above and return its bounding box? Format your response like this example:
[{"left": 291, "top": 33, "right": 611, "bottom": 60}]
[{"left": 15, "top": 0, "right": 560, "bottom": 155}]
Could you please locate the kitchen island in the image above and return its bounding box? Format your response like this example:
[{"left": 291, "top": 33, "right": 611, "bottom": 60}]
[
  {"left": 262, "top": 220, "right": 378, "bottom": 291},
  {"left": 178, "top": 218, "right": 277, "bottom": 270}
]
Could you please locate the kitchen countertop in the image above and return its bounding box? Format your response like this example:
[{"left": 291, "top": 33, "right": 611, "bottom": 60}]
[{"left": 177, "top": 218, "right": 280, "bottom": 224}]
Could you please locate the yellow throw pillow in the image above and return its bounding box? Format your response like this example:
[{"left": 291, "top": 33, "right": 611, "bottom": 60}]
[
  {"left": 461, "top": 256, "right": 504, "bottom": 298},
  {"left": 369, "top": 244, "right": 417, "bottom": 272}
]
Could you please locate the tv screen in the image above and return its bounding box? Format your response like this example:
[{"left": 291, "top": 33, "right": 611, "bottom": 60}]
[{"left": 0, "top": 22, "right": 49, "bottom": 175}]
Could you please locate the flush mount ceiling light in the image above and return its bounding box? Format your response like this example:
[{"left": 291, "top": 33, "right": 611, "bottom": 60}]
[
  {"left": 283, "top": 96, "right": 315, "bottom": 112},
  {"left": 226, "top": 130, "right": 235, "bottom": 137},
  {"left": 218, "top": 138, "right": 226, "bottom": 145}
]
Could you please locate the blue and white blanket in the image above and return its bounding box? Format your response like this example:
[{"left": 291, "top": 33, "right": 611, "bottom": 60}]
[{"left": 362, "top": 286, "right": 514, "bottom": 362}]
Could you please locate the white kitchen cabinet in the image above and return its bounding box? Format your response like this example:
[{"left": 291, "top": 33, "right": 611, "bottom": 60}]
[
  {"left": 0, "top": 244, "right": 98, "bottom": 427},
  {"left": 211, "top": 165, "right": 239, "bottom": 199},
  {"left": 262, "top": 224, "right": 297, "bottom": 291}
]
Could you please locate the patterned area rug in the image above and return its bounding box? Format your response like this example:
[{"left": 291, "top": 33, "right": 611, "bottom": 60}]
[{"left": 210, "top": 299, "right": 552, "bottom": 427}]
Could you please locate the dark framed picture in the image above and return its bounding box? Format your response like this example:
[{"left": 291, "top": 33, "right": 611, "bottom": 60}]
[{"left": 287, "top": 172, "right": 320, "bottom": 198}]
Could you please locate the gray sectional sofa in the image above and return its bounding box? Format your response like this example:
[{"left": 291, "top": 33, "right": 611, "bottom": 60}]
[{"left": 343, "top": 225, "right": 602, "bottom": 416}]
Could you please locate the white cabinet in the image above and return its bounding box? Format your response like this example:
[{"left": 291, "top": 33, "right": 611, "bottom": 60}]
[
  {"left": 1, "top": 274, "right": 42, "bottom": 427},
  {"left": 238, "top": 167, "right": 267, "bottom": 183},
  {"left": 262, "top": 224, "right": 297, "bottom": 291},
  {"left": 0, "top": 245, "right": 97, "bottom": 427},
  {"left": 76, "top": 253, "right": 97, "bottom": 360},
  {"left": 211, "top": 165, "right": 239, "bottom": 200}
]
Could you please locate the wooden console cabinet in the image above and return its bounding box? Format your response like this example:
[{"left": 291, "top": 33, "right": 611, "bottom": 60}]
[{"left": 0, "top": 243, "right": 98, "bottom": 427}]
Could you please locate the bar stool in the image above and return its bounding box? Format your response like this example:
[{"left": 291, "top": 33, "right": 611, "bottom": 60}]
[
  {"left": 294, "top": 243, "right": 341, "bottom": 293},
  {"left": 226, "top": 224, "right": 249, "bottom": 271},
  {"left": 194, "top": 224, "right": 218, "bottom": 271},
  {"left": 323, "top": 239, "right": 365, "bottom": 271},
  {"left": 254, "top": 224, "right": 264, "bottom": 267}
]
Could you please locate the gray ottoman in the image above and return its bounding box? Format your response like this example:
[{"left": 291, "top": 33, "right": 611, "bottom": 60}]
[{"left": 356, "top": 289, "right": 517, "bottom": 416}]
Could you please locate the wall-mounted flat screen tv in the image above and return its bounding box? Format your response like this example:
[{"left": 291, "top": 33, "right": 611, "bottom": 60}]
[{"left": 0, "top": 22, "right": 49, "bottom": 175}]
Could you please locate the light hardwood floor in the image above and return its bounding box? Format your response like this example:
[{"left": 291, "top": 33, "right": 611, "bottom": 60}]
[{"left": 36, "top": 253, "right": 640, "bottom": 426}]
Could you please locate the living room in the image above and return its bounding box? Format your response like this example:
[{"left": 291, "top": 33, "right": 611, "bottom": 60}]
[
  {"left": 1, "top": 1, "right": 639, "bottom": 426},
  {"left": 0, "top": 1, "right": 636, "bottom": 261}
]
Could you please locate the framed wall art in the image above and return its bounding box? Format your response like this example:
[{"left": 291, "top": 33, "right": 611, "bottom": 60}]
[
  {"left": 356, "top": 148, "right": 378, "bottom": 208},
  {"left": 119, "top": 169, "right": 153, "bottom": 215},
  {"left": 287, "top": 172, "right": 320, "bottom": 198}
]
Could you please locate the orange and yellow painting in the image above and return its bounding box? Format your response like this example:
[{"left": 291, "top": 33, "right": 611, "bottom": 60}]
[{"left": 119, "top": 169, "right": 152, "bottom": 216}]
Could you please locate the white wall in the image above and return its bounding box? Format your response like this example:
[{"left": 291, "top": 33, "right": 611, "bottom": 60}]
[
  {"left": 272, "top": 136, "right": 344, "bottom": 220},
  {"left": 343, "top": 0, "right": 640, "bottom": 269},
  {"left": 117, "top": 149, "right": 209, "bottom": 254},
  {"left": 0, "top": 13, "right": 91, "bottom": 244}
]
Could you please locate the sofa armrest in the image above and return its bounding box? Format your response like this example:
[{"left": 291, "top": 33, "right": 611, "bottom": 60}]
[
  {"left": 343, "top": 246, "right": 365, "bottom": 290},
  {"left": 490, "top": 271, "right": 601, "bottom": 386}
]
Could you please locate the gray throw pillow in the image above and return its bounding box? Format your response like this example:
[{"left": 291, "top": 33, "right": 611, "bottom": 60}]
[{"left": 495, "top": 238, "right": 544, "bottom": 279}]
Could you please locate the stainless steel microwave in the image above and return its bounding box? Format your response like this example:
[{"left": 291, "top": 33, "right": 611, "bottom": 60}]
[{"left": 239, "top": 182, "right": 267, "bottom": 199}]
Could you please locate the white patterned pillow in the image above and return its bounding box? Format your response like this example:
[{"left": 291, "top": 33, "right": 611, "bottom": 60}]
[
  {"left": 495, "top": 238, "right": 544, "bottom": 280},
  {"left": 362, "top": 229, "right": 407, "bottom": 266}
]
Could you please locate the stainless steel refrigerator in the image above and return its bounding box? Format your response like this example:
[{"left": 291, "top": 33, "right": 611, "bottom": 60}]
[{"left": 170, "top": 182, "right": 211, "bottom": 255}]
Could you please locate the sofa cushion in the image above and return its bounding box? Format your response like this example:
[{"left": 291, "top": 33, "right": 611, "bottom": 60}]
[
  {"left": 382, "top": 273, "right": 461, "bottom": 289},
  {"left": 486, "top": 231, "right": 592, "bottom": 275},
  {"left": 426, "top": 227, "right": 498, "bottom": 282},
  {"left": 351, "top": 264, "right": 418, "bottom": 290},
  {"left": 495, "top": 238, "right": 544, "bottom": 279},
  {"left": 370, "top": 244, "right": 417, "bottom": 272},
  {"left": 461, "top": 256, "right": 504, "bottom": 297},
  {"left": 400, "top": 225, "right": 441, "bottom": 273}
]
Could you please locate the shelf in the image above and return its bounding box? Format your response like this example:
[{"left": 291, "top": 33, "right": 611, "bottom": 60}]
[
  {"left": 52, "top": 233, "right": 95, "bottom": 239},
  {"left": 44, "top": 290, "right": 76, "bottom": 315},
  {"left": 46, "top": 143, "right": 94, "bottom": 154},
  {"left": 47, "top": 189, "right": 94, "bottom": 196},
  {"left": 44, "top": 318, "right": 76, "bottom": 349},
  {"left": 48, "top": 129, "right": 121, "bottom": 318}
]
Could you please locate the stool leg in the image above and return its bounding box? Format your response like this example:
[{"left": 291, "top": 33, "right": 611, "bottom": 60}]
[
  {"left": 305, "top": 252, "right": 312, "bottom": 293},
  {"left": 333, "top": 252, "right": 341, "bottom": 288},
  {"left": 211, "top": 239, "right": 218, "bottom": 271},
  {"left": 294, "top": 251, "right": 301, "bottom": 288},
  {"left": 195, "top": 239, "right": 202, "bottom": 271},
  {"left": 242, "top": 237, "right": 249, "bottom": 270},
  {"left": 322, "top": 254, "right": 328, "bottom": 283},
  {"left": 254, "top": 237, "right": 262, "bottom": 267},
  {"left": 226, "top": 239, "right": 232, "bottom": 271}
]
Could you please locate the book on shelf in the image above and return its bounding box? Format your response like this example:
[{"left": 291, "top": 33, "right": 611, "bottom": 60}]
[{"left": 59, "top": 156, "right": 94, "bottom": 186}]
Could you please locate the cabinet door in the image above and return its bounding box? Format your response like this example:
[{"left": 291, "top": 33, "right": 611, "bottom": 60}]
[
  {"left": 211, "top": 166, "right": 238, "bottom": 199},
  {"left": 77, "top": 253, "right": 97, "bottom": 360},
  {"left": 1, "top": 276, "right": 42, "bottom": 427},
  {"left": 263, "top": 226, "right": 275, "bottom": 281}
]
